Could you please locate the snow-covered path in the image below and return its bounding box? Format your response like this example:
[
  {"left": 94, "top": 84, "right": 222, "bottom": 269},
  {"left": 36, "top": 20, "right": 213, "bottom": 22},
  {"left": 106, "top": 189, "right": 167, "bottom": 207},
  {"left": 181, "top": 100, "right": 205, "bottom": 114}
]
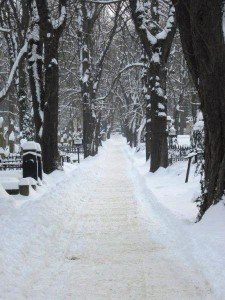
[{"left": 0, "top": 137, "right": 212, "bottom": 299}]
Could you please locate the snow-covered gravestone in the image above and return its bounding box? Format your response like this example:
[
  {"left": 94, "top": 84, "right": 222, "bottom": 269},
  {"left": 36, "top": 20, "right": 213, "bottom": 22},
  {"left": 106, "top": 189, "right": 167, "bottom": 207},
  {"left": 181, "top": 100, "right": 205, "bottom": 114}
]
[{"left": 22, "top": 142, "right": 39, "bottom": 181}]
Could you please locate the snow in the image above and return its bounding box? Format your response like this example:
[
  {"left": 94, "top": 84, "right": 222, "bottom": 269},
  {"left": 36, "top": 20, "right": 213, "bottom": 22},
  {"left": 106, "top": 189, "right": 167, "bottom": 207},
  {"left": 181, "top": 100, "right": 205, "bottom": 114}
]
[
  {"left": 51, "top": 58, "right": 58, "bottom": 65},
  {"left": 8, "top": 131, "right": 15, "bottom": 142},
  {"left": 158, "top": 111, "right": 166, "bottom": 117},
  {"left": 0, "top": 42, "right": 28, "bottom": 99},
  {"left": 194, "top": 120, "right": 204, "bottom": 131},
  {"left": 151, "top": 52, "right": 160, "bottom": 63},
  {"left": 0, "top": 170, "right": 21, "bottom": 192},
  {"left": 35, "top": 142, "right": 41, "bottom": 152},
  {"left": 127, "top": 138, "right": 225, "bottom": 298},
  {"left": 155, "top": 6, "right": 175, "bottom": 40},
  {"left": 0, "top": 27, "right": 10, "bottom": 33},
  {"left": 177, "top": 134, "right": 191, "bottom": 147},
  {"left": 19, "top": 177, "right": 37, "bottom": 186},
  {"left": 0, "top": 117, "right": 3, "bottom": 128},
  {"left": 0, "top": 177, "right": 19, "bottom": 190},
  {"left": 51, "top": 6, "right": 66, "bottom": 29},
  {"left": 223, "top": 3, "right": 225, "bottom": 42},
  {"left": 21, "top": 141, "right": 38, "bottom": 151},
  {"left": 0, "top": 136, "right": 224, "bottom": 298}
]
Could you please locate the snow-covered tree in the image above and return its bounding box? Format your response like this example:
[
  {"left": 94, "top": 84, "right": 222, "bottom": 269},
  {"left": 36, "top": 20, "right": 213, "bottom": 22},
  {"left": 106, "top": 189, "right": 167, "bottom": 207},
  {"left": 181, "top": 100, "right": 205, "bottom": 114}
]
[
  {"left": 174, "top": 0, "right": 225, "bottom": 219},
  {"left": 130, "top": 0, "right": 176, "bottom": 172}
]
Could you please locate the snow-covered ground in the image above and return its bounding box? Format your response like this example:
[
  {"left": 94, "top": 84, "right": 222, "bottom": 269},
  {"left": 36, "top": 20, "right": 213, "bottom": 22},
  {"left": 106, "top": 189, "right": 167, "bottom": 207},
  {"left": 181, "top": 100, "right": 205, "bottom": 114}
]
[
  {"left": 0, "top": 136, "right": 224, "bottom": 299},
  {"left": 127, "top": 141, "right": 225, "bottom": 298}
]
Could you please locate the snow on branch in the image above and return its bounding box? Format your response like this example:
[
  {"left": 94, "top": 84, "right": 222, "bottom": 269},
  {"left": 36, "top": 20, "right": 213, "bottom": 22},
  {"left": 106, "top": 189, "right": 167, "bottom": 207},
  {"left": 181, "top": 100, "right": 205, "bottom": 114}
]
[
  {"left": 0, "top": 27, "right": 11, "bottom": 33},
  {"left": 135, "top": 0, "right": 157, "bottom": 45},
  {"left": 155, "top": 5, "right": 175, "bottom": 40},
  {"left": 95, "top": 62, "right": 146, "bottom": 101},
  {"left": 87, "top": 0, "right": 124, "bottom": 3},
  {"left": 51, "top": 5, "right": 67, "bottom": 29},
  {"left": 223, "top": 3, "right": 225, "bottom": 42},
  {"left": 131, "top": 0, "right": 176, "bottom": 49},
  {"left": 0, "top": 42, "right": 28, "bottom": 100}
]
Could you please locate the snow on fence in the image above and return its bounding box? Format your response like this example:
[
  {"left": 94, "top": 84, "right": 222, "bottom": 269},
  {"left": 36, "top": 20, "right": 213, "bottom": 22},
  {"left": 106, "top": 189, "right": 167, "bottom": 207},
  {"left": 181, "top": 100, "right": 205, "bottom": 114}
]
[
  {"left": 59, "top": 144, "right": 84, "bottom": 164},
  {"left": 168, "top": 144, "right": 204, "bottom": 183},
  {"left": 0, "top": 153, "right": 22, "bottom": 170},
  {"left": 168, "top": 145, "right": 192, "bottom": 165},
  {"left": 0, "top": 144, "right": 84, "bottom": 172}
]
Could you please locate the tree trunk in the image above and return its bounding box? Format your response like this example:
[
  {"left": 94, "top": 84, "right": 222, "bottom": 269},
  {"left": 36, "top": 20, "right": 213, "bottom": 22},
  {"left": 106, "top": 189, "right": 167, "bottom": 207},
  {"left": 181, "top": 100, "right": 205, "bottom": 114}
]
[
  {"left": 27, "top": 37, "right": 45, "bottom": 144},
  {"left": 29, "top": 0, "right": 67, "bottom": 173},
  {"left": 130, "top": 0, "right": 176, "bottom": 172},
  {"left": 42, "top": 37, "right": 60, "bottom": 173},
  {"left": 174, "top": 0, "right": 225, "bottom": 219},
  {"left": 149, "top": 60, "right": 168, "bottom": 172}
]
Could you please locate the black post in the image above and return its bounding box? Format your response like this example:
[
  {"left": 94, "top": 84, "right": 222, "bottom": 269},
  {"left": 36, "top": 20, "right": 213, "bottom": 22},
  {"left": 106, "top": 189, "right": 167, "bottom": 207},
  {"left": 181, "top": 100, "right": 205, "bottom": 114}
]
[
  {"left": 78, "top": 147, "right": 80, "bottom": 163},
  {"left": 185, "top": 156, "right": 192, "bottom": 183}
]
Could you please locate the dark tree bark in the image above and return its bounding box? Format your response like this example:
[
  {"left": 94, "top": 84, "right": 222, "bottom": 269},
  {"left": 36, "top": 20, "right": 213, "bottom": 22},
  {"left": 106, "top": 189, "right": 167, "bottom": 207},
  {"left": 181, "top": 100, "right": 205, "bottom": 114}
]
[
  {"left": 42, "top": 30, "right": 61, "bottom": 173},
  {"left": 37, "top": 0, "right": 67, "bottom": 173},
  {"left": 173, "top": 0, "right": 225, "bottom": 219},
  {"left": 27, "top": 36, "right": 45, "bottom": 143},
  {"left": 28, "top": 0, "right": 67, "bottom": 173},
  {"left": 141, "top": 55, "right": 151, "bottom": 160},
  {"left": 129, "top": 0, "right": 176, "bottom": 172}
]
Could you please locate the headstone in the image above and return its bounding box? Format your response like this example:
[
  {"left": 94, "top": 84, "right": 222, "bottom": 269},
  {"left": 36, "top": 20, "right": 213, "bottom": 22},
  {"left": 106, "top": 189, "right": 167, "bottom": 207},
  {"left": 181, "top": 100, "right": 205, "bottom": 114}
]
[{"left": 22, "top": 141, "right": 38, "bottom": 181}]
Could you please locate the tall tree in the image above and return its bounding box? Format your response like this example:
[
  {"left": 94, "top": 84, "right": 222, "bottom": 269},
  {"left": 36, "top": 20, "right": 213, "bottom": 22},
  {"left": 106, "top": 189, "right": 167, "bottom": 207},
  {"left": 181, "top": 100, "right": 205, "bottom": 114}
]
[
  {"left": 129, "top": 0, "right": 176, "bottom": 172},
  {"left": 28, "top": 0, "right": 67, "bottom": 173},
  {"left": 0, "top": 1, "right": 32, "bottom": 139},
  {"left": 173, "top": 0, "right": 225, "bottom": 219}
]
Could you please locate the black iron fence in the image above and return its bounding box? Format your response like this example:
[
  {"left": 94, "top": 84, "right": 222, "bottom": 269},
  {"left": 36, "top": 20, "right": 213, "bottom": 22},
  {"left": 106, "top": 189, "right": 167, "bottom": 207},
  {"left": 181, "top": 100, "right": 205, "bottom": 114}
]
[
  {"left": 0, "top": 153, "right": 22, "bottom": 170},
  {"left": 168, "top": 145, "right": 192, "bottom": 165},
  {"left": 59, "top": 145, "right": 84, "bottom": 165},
  {"left": 0, "top": 144, "right": 84, "bottom": 171}
]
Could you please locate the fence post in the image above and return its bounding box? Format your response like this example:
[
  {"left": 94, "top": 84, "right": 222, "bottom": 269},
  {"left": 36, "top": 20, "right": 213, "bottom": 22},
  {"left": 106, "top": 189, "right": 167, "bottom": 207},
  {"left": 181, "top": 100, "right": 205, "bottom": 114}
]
[
  {"left": 75, "top": 139, "right": 83, "bottom": 163},
  {"left": 185, "top": 156, "right": 192, "bottom": 183},
  {"left": 77, "top": 146, "right": 80, "bottom": 163},
  {"left": 185, "top": 153, "right": 197, "bottom": 183}
]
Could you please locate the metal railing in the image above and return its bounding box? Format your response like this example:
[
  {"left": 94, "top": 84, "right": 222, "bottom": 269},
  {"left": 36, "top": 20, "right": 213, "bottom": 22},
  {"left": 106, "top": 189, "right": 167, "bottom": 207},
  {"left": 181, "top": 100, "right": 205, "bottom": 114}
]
[
  {"left": 0, "top": 153, "right": 22, "bottom": 170},
  {"left": 168, "top": 145, "right": 192, "bottom": 165},
  {"left": 59, "top": 145, "right": 84, "bottom": 165}
]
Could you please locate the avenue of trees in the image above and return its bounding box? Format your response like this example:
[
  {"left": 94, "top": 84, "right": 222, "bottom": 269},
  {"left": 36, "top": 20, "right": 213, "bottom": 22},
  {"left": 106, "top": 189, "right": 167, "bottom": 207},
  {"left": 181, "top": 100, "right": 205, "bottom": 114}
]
[{"left": 0, "top": 0, "right": 224, "bottom": 219}]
